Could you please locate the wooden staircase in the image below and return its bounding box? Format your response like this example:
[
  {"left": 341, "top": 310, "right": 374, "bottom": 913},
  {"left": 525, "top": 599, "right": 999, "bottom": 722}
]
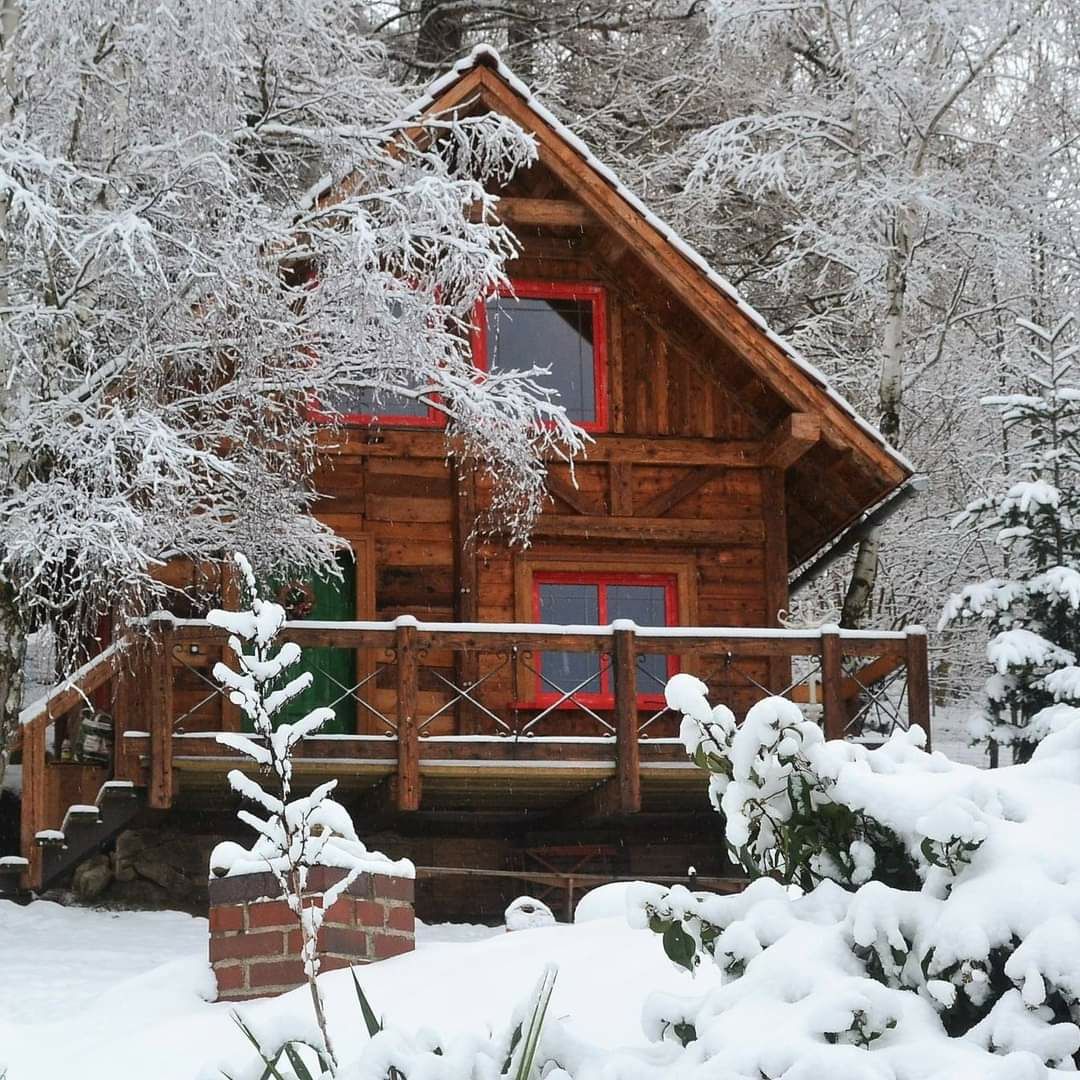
[{"left": 0, "top": 780, "right": 145, "bottom": 899}]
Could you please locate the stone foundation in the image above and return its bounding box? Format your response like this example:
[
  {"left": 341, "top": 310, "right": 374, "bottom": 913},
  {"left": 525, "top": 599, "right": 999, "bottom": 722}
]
[{"left": 209, "top": 867, "right": 415, "bottom": 1001}]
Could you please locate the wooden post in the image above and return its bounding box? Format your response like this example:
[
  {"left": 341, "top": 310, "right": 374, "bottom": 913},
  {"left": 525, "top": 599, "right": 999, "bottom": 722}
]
[
  {"left": 613, "top": 626, "right": 641, "bottom": 814},
  {"left": 20, "top": 719, "right": 46, "bottom": 890},
  {"left": 761, "top": 467, "right": 791, "bottom": 693},
  {"left": 452, "top": 459, "right": 482, "bottom": 735},
  {"left": 148, "top": 615, "right": 175, "bottom": 809},
  {"left": 219, "top": 561, "right": 242, "bottom": 732},
  {"left": 820, "top": 625, "right": 845, "bottom": 741},
  {"left": 905, "top": 626, "right": 931, "bottom": 751},
  {"left": 395, "top": 619, "right": 421, "bottom": 811}
]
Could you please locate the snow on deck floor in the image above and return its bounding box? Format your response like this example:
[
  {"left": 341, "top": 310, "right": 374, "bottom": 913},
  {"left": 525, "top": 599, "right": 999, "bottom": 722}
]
[{"left": 0, "top": 900, "right": 713, "bottom": 1079}]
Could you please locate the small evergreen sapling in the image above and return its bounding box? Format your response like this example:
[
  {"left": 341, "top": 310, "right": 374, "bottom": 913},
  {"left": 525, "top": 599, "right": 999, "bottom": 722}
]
[
  {"left": 207, "top": 553, "right": 380, "bottom": 1068},
  {"left": 940, "top": 316, "right": 1080, "bottom": 761}
]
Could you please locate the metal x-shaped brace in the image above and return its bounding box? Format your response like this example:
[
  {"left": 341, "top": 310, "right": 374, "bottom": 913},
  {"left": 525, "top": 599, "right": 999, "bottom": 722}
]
[
  {"left": 520, "top": 657, "right": 615, "bottom": 735},
  {"left": 423, "top": 660, "right": 512, "bottom": 733}
]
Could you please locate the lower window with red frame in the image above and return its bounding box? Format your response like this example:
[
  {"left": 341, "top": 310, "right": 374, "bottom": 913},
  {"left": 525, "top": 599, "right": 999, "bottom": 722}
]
[{"left": 532, "top": 572, "right": 678, "bottom": 706}]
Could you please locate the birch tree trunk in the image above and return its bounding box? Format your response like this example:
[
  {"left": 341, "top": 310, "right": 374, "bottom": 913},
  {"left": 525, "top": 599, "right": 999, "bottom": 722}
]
[
  {"left": 840, "top": 529, "right": 881, "bottom": 628},
  {"left": 843, "top": 204, "right": 914, "bottom": 627}
]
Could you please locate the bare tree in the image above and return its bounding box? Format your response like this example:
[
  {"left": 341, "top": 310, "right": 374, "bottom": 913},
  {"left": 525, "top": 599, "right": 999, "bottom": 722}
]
[{"left": 0, "top": 0, "right": 587, "bottom": 791}]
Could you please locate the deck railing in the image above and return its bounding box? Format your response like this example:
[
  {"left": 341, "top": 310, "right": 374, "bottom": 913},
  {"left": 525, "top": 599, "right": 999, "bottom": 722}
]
[{"left": 13, "top": 617, "right": 930, "bottom": 887}]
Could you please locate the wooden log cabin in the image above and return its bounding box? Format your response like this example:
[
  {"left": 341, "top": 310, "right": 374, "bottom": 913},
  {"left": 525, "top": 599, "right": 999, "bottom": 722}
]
[{"left": 3, "top": 49, "right": 927, "bottom": 919}]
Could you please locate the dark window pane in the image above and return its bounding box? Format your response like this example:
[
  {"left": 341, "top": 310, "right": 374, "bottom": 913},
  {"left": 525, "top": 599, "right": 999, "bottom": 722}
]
[
  {"left": 330, "top": 383, "right": 430, "bottom": 420},
  {"left": 608, "top": 584, "right": 671, "bottom": 693},
  {"left": 486, "top": 296, "right": 596, "bottom": 423},
  {"left": 538, "top": 582, "right": 602, "bottom": 695}
]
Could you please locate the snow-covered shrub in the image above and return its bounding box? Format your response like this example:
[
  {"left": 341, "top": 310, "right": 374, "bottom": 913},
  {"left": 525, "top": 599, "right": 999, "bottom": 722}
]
[
  {"left": 628, "top": 674, "right": 1080, "bottom": 1076},
  {"left": 940, "top": 317, "right": 1080, "bottom": 762},
  {"left": 208, "top": 553, "right": 412, "bottom": 1069}
]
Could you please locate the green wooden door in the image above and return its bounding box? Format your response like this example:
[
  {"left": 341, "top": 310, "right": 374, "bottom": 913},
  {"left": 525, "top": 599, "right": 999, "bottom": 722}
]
[{"left": 263, "top": 557, "right": 356, "bottom": 734}]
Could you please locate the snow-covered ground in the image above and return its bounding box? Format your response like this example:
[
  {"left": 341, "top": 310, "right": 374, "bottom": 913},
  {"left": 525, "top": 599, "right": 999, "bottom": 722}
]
[
  {"left": 929, "top": 701, "right": 990, "bottom": 766},
  {"left": 0, "top": 899, "right": 715, "bottom": 1080}
]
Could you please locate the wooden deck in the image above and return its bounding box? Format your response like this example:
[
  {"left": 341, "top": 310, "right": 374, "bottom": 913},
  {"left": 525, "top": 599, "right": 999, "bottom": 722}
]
[{"left": 12, "top": 617, "right": 931, "bottom": 890}]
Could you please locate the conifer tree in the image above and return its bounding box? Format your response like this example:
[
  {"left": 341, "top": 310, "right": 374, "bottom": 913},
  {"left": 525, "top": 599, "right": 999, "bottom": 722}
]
[{"left": 941, "top": 317, "right": 1080, "bottom": 762}]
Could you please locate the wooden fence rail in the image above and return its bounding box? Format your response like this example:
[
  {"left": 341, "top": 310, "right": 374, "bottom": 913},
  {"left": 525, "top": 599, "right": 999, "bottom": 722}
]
[{"left": 13, "top": 618, "right": 931, "bottom": 889}]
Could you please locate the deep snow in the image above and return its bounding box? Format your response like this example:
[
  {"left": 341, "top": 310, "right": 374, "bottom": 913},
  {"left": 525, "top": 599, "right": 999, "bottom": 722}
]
[{"left": 0, "top": 900, "right": 716, "bottom": 1080}]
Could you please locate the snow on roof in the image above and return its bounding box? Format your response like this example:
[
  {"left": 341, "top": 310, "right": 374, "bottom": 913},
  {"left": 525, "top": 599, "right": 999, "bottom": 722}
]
[{"left": 412, "top": 45, "right": 914, "bottom": 476}]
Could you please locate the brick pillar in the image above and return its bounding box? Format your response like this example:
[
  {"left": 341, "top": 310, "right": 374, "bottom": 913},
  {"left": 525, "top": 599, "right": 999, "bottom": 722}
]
[{"left": 209, "top": 867, "right": 415, "bottom": 1002}]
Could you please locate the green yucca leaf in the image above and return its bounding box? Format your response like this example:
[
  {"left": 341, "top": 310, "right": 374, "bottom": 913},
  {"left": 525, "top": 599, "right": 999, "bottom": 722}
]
[{"left": 352, "top": 969, "right": 383, "bottom": 1037}]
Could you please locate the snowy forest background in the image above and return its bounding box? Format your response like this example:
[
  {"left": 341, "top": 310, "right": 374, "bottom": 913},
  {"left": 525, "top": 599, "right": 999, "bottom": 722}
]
[{"left": 5, "top": 0, "right": 1080, "bottom": 767}]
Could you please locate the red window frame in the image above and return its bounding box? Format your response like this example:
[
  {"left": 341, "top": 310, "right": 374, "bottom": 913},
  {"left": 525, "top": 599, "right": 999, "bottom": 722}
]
[
  {"left": 471, "top": 280, "right": 609, "bottom": 434},
  {"left": 531, "top": 571, "right": 679, "bottom": 707},
  {"left": 301, "top": 270, "right": 445, "bottom": 429}
]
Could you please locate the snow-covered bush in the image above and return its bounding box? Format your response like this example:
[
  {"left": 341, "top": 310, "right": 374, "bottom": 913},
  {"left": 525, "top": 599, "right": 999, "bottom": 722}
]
[
  {"left": 941, "top": 317, "right": 1080, "bottom": 761},
  {"left": 628, "top": 674, "right": 1080, "bottom": 1077},
  {"left": 208, "top": 553, "right": 412, "bottom": 1068}
]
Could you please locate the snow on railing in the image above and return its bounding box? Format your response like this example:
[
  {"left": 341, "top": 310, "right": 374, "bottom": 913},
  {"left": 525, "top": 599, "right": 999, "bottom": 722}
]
[{"left": 134, "top": 613, "right": 918, "bottom": 642}]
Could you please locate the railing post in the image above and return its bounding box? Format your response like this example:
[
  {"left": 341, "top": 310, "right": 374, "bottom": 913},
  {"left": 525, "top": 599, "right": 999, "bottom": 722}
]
[
  {"left": 148, "top": 614, "right": 175, "bottom": 809},
  {"left": 395, "top": 618, "right": 421, "bottom": 811},
  {"left": 905, "top": 626, "right": 931, "bottom": 751},
  {"left": 613, "top": 624, "right": 641, "bottom": 814},
  {"left": 19, "top": 718, "right": 46, "bottom": 890},
  {"left": 820, "top": 625, "right": 845, "bottom": 740}
]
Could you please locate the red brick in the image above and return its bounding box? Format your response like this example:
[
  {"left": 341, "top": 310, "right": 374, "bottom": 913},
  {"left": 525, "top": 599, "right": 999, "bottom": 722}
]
[
  {"left": 386, "top": 906, "right": 414, "bottom": 934},
  {"left": 321, "top": 898, "right": 354, "bottom": 926},
  {"left": 209, "top": 904, "right": 245, "bottom": 934},
  {"left": 247, "top": 900, "right": 298, "bottom": 930},
  {"left": 214, "top": 963, "right": 246, "bottom": 992},
  {"left": 373, "top": 875, "right": 414, "bottom": 902},
  {"left": 319, "top": 955, "right": 357, "bottom": 972},
  {"left": 306, "top": 866, "right": 348, "bottom": 893},
  {"left": 372, "top": 932, "right": 414, "bottom": 960},
  {"left": 320, "top": 926, "right": 369, "bottom": 956},
  {"left": 353, "top": 900, "right": 386, "bottom": 928},
  {"left": 249, "top": 959, "right": 306, "bottom": 989},
  {"left": 210, "top": 931, "right": 284, "bottom": 962}
]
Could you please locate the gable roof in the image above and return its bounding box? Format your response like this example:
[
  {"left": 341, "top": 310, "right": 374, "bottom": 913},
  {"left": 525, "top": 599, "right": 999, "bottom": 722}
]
[{"left": 408, "top": 48, "right": 916, "bottom": 571}]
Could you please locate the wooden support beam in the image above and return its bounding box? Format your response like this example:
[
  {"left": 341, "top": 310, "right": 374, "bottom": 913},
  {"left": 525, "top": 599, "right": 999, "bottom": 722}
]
[
  {"left": 395, "top": 622, "right": 421, "bottom": 811},
  {"left": 544, "top": 779, "right": 621, "bottom": 826},
  {"left": 324, "top": 428, "right": 765, "bottom": 468},
  {"left": 545, "top": 472, "right": 594, "bottom": 516},
  {"left": 820, "top": 626, "right": 845, "bottom": 740},
  {"left": 19, "top": 718, "right": 46, "bottom": 890},
  {"left": 148, "top": 616, "right": 175, "bottom": 809},
  {"left": 905, "top": 628, "right": 931, "bottom": 750},
  {"left": 761, "top": 467, "right": 791, "bottom": 691},
  {"left": 613, "top": 627, "right": 641, "bottom": 814},
  {"left": 529, "top": 516, "right": 765, "bottom": 545},
  {"left": 471, "top": 196, "right": 596, "bottom": 228},
  {"left": 636, "top": 466, "right": 723, "bottom": 519},
  {"left": 608, "top": 462, "right": 634, "bottom": 516},
  {"left": 763, "top": 412, "right": 821, "bottom": 470},
  {"left": 452, "top": 458, "right": 482, "bottom": 735}
]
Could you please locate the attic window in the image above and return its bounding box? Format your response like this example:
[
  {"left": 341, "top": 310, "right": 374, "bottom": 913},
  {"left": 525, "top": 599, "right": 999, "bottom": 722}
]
[{"left": 474, "top": 281, "right": 608, "bottom": 432}]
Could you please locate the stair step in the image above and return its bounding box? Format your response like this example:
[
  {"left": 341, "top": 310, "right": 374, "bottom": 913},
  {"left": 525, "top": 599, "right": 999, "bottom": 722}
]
[
  {"left": 0, "top": 856, "right": 29, "bottom": 872},
  {"left": 62, "top": 805, "right": 103, "bottom": 829},
  {"left": 35, "top": 829, "right": 66, "bottom": 847},
  {"left": 97, "top": 781, "right": 137, "bottom": 806}
]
